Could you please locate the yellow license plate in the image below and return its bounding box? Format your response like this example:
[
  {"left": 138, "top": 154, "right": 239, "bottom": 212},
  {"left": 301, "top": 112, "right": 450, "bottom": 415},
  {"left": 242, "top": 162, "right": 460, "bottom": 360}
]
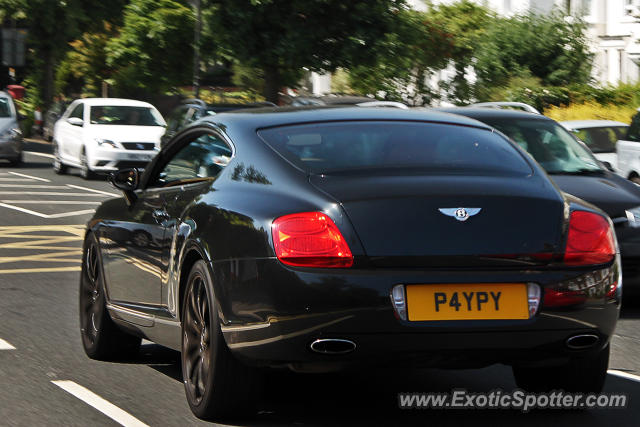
[{"left": 406, "top": 283, "right": 529, "bottom": 321}]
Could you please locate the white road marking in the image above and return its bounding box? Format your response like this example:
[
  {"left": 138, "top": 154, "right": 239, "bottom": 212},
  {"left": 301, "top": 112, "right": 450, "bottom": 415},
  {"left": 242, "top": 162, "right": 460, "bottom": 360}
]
[
  {"left": 8, "top": 171, "right": 50, "bottom": 182},
  {"left": 608, "top": 370, "right": 640, "bottom": 382},
  {"left": 0, "top": 184, "right": 69, "bottom": 189},
  {"left": 24, "top": 150, "right": 55, "bottom": 159},
  {"left": 0, "top": 200, "right": 102, "bottom": 205},
  {"left": 0, "top": 178, "right": 34, "bottom": 182},
  {"left": 52, "top": 381, "right": 149, "bottom": 427},
  {"left": 66, "top": 184, "right": 119, "bottom": 197},
  {"left": 0, "top": 203, "right": 95, "bottom": 218},
  {"left": 0, "top": 338, "right": 15, "bottom": 350},
  {"left": 47, "top": 209, "right": 97, "bottom": 219}
]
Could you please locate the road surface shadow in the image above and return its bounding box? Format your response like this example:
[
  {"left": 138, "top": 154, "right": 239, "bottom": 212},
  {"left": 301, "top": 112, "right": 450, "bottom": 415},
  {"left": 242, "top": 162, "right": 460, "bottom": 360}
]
[{"left": 123, "top": 343, "right": 639, "bottom": 426}]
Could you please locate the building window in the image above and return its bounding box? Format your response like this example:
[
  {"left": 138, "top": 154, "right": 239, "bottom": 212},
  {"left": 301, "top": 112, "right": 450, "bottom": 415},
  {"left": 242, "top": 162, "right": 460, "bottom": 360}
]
[{"left": 626, "top": 0, "right": 635, "bottom": 15}]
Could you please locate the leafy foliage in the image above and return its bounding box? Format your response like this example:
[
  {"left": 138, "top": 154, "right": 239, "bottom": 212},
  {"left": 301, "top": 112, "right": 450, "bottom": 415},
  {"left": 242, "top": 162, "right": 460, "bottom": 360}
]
[
  {"left": 207, "top": 0, "right": 408, "bottom": 101},
  {"left": 426, "top": 0, "right": 492, "bottom": 104},
  {"left": 348, "top": 9, "right": 453, "bottom": 105},
  {"left": 545, "top": 101, "right": 637, "bottom": 123},
  {"left": 475, "top": 12, "right": 593, "bottom": 96},
  {"left": 57, "top": 22, "right": 118, "bottom": 97},
  {"left": 106, "top": 0, "right": 195, "bottom": 97}
]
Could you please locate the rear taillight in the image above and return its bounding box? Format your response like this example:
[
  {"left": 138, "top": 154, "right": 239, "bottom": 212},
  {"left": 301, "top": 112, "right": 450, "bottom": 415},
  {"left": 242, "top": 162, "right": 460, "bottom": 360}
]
[
  {"left": 564, "top": 211, "right": 616, "bottom": 266},
  {"left": 271, "top": 212, "right": 353, "bottom": 268}
]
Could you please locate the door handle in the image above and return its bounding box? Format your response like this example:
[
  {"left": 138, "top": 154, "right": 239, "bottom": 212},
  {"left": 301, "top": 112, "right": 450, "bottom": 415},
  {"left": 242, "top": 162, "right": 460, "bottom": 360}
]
[{"left": 152, "top": 209, "right": 170, "bottom": 224}]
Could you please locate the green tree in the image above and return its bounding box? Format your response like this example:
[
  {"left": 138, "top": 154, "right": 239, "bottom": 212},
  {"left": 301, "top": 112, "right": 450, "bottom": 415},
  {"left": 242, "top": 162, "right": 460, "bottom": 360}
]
[
  {"left": 0, "top": 0, "right": 127, "bottom": 106},
  {"left": 347, "top": 9, "right": 453, "bottom": 105},
  {"left": 106, "top": 0, "right": 195, "bottom": 97},
  {"left": 475, "top": 11, "right": 593, "bottom": 98},
  {"left": 426, "top": 0, "right": 492, "bottom": 104},
  {"left": 57, "top": 22, "right": 118, "bottom": 97},
  {"left": 207, "top": 0, "right": 408, "bottom": 102}
]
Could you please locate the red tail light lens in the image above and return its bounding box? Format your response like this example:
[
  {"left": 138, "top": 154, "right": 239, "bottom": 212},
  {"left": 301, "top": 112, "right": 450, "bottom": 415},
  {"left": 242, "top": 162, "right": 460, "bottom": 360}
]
[
  {"left": 272, "top": 212, "right": 353, "bottom": 268},
  {"left": 564, "top": 211, "right": 615, "bottom": 266}
]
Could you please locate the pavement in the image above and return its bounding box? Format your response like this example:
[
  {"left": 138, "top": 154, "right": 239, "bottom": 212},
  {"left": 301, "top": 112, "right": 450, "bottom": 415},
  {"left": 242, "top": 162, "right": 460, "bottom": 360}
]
[{"left": 0, "top": 138, "right": 639, "bottom": 426}]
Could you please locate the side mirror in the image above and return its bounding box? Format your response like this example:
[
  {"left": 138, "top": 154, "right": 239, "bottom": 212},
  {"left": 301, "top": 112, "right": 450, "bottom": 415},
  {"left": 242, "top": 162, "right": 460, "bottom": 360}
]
[
  {"left": 601, "top": 161, "right": 615, "bottom": 172},
  {"left": 109, "top": 168, "right": 139, "bottom": 205},
  {"left": 17, "top": 113, "right": 26, "bottom": 121},
  {"left": 67, "top": 117, "right": 84, "bottom": 127}
]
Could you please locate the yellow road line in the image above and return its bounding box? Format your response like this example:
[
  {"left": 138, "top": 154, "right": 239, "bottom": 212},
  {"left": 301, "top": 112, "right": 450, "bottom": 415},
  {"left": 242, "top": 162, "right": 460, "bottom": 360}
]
[
  {"left": 0, "top": 225, "right": 85, "bottom": 272},
  {"left": 0, "top": 266, "right": 81, "bottom": 274}
]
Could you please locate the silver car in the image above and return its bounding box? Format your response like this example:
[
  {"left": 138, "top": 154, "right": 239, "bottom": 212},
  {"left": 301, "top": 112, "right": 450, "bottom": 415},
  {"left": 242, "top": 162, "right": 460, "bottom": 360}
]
[
  {"left": 560, "top": 120, "right": 628, "bottom": 172},
  {"left": 0, "top": 91, "right": 23, "bottom": 165}
]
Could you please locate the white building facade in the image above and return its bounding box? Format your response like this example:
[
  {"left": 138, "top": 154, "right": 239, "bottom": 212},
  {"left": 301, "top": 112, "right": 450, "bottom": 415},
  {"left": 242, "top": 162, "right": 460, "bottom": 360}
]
[{"left": 411, "top": 0, "right": 640, "bottom": 86}]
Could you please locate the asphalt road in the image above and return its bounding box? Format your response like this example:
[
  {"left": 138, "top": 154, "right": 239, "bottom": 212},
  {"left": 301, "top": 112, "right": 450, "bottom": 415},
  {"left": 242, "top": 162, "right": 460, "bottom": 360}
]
[{"left": 0, "top": 139, "right": 639, "bottom": 426}]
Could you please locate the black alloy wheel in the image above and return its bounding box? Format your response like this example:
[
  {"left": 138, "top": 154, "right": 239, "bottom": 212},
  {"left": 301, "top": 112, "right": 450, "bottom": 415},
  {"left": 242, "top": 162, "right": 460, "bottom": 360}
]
[
  {"left": 181, "top": 260, "right": 261, "bottom": 420},
  {"left": 183, "top": 270, "right": 212, "bottom": 406},
  {"left": 79, "top": 234, "right": 140, "bottom": 360}
]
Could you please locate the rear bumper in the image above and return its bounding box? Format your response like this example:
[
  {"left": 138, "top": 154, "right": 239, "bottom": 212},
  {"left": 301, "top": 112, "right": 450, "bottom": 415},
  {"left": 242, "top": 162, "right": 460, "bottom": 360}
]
[{"left": 212, "top": 259, "right": 620, "bottom": 371}]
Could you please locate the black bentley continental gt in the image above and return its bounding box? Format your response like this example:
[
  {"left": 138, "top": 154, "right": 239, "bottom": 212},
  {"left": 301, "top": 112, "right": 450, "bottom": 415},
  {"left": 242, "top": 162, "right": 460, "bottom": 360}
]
[{"left": 80, "top": 107, "right": 621, "bottom": 420}]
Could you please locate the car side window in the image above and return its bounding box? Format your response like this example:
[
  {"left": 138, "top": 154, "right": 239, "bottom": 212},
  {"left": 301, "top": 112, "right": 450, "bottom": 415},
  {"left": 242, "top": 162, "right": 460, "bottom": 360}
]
[
  {"left": 150, "top": 132, "right": 232, "bottom": 187},
  {"left": 69, "top": 104, "right": 84, "bottom": 120},
  {"left": 627, "top": 114, "right": 640, "bottom": 142},
  {"left": 0, "top": 97, "right": 11, "bottom": 118}
]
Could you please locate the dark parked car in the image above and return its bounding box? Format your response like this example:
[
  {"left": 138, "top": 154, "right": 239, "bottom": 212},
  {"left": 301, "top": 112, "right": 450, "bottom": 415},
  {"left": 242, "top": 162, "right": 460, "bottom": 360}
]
[
  {"left": 161, "top": 99, "right": 276, "bottom": 146},
  {"left": 42, "top": 100, "right": 70, "bottom": 141},
  {"left": 441, "top": 107, "right": 640, "bottom": 290},
  {"left": 81, "top": 107, "right": 620, "bottom": 420}
]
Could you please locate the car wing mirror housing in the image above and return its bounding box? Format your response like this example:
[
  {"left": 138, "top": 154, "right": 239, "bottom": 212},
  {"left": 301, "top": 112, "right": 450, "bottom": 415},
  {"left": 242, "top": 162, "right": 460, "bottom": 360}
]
[
  {"left": 600, "top": 161, "right": 615, "bottom": 172},
  {"left": 110, "top": 168, "right": 140, "bottom": 206},
  {"left": 67, "top": 117, "right": 84, "bottom": 126}
]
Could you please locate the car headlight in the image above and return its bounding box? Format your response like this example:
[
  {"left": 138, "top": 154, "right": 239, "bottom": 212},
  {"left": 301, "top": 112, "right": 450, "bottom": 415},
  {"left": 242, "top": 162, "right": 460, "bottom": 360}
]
[
  {"left": 95, "top": 138, "right": 117, "bottom": 148},
  {"left": 625, "top": 207, "right": 640, "bottom": 227}
]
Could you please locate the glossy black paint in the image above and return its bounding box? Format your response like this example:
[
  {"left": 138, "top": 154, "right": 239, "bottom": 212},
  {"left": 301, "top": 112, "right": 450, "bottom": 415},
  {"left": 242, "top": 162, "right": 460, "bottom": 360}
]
[
  {"left": 87, "top": 107, "right": 620, "bottom": 371},
  {"left": 442, "top": 107, "right": 640, "bottom": 288}
]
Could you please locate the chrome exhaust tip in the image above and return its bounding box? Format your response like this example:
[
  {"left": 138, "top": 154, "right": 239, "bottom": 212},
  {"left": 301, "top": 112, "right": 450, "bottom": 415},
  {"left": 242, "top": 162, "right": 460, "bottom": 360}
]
[
  {"left": 310, "top": 338, "right": 356, "bottom": 354},
  {"left": 566, "top": 334, "right": 599, "bottom": 350}
]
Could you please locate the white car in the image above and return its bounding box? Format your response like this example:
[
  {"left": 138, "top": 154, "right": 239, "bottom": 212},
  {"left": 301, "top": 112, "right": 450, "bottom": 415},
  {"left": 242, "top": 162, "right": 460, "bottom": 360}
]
[
  {"left": 53, "top": 98, "right": 166, "bottom": 179},
  {"left": 560, "top": 120, "right": 629, "bottom": 173}
]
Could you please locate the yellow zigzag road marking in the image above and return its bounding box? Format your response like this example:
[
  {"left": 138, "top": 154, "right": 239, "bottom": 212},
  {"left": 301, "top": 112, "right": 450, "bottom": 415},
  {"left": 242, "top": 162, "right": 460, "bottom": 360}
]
[{"left": 0, "top": 225, "right": 85, "bottom": 274}]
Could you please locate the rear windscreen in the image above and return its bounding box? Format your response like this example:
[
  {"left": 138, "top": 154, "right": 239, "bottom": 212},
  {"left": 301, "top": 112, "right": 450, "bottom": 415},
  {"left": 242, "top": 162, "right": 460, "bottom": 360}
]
[{"left": 258, "top": 121, "right": 532, "bottom": 175}]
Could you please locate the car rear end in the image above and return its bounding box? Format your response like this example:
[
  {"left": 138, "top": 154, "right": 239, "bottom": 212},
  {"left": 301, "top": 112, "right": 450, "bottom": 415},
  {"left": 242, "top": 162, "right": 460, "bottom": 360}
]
[{"left": 216, "top": 119, "right": 621, "bottom": 380}]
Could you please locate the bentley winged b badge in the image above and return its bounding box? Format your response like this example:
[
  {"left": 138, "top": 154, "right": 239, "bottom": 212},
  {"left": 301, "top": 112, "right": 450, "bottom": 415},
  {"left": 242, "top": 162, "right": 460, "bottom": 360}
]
[{"left": 438, "top": 207, "right": 482, "bottom": 222}]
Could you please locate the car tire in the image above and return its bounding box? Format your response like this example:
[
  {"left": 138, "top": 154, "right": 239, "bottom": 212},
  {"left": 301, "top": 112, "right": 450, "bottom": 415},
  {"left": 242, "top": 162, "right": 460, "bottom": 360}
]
[
  {"left": 181, "top": 260, "right": 262, "bottom": 420},
  {"left": 512, "top": 344, "right": 609, "bottom": 393},
  {"left": 80, "top": 149, "right": 95, "bottom": 180},
  {"left": 79, "top": 233, "right": 141, "bottom": 360},
  {"left": 53, "top": 143, "right": 67, "bottom": 175},
  {"left": 9, "top": 152, "right": 22, "bottom": 166}
]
